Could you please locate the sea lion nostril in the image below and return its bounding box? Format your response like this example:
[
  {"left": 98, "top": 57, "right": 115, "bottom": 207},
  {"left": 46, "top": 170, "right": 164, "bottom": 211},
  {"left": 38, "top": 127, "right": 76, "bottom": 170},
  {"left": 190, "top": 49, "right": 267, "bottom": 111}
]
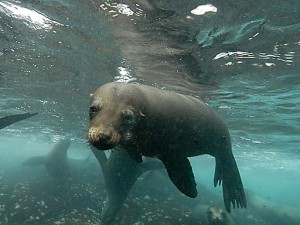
[{"left": 99, "top": 133, "right": 109, "bottom": 142}]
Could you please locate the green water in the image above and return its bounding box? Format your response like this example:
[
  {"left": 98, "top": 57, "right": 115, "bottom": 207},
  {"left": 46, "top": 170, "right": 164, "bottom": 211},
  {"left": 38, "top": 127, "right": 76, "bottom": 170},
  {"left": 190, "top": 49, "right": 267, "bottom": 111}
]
[{"left": 0, "top": 0, "right": 299, "bottom": 224}]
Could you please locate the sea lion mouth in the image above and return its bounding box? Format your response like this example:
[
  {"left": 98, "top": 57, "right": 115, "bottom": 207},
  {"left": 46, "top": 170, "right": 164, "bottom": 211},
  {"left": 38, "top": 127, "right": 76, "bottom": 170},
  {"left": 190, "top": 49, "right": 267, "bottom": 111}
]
[
  {"left": 210, "top": 220, "right": 224, "bottom": 225},
  {"left": 91, "top": 142, "right": 116, "bottom": 150},
  {"left": 88, "top": 127, "right": 120, "bottom": 150},
  {"left": 210, "top": 216, "right": 224, "bottom": 225}
]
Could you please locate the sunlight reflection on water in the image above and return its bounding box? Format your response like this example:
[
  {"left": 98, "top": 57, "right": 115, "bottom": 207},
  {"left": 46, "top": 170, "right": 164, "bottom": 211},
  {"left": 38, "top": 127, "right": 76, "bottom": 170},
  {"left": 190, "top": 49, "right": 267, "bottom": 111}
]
[{"left": 0, "top": 1, "right": 62, "bottom": 30}]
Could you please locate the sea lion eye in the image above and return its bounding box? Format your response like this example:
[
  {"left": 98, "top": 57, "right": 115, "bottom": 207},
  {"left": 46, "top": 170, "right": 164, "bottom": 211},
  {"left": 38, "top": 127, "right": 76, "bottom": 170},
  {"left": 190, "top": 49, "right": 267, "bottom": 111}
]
[
  {"left": 89, "top": 105, "right": 100, "bottom": 119},
  {"left": 89, "top": 106, "right": 99, "bottom": 113},
  {"left": 122, "top": 109, "right": 134, "bottom": 124},
  {"left": 124, "top": 114, "right": 134, "bottom": 124},
  {"left": 207, "top": 210, "right": 213, "bottom": 216}
]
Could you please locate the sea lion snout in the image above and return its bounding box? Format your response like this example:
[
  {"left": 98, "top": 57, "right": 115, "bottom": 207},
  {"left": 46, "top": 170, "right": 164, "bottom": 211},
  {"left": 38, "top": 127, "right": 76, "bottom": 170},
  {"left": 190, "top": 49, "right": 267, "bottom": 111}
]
[
  {"left": 211, "top": 217, "right": 222, "bottom": 224},
  {"left": 208, "top": 206, "right": 227, "bottom": 224},
  {"left": 88, "top": 127, "right": 120, "bottom": 150}
]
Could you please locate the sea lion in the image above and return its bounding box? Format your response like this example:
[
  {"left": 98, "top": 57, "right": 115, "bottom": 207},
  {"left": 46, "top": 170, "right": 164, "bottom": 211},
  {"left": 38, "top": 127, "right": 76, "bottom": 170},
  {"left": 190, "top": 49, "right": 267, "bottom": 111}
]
[
  {"left": 190, "top": 204, "right": 235, "bottom": 225},
  {"left": 22, "top": 138, "right": 84, "bottom": 180},
  {"left": 91, "top": 146, "right": 164, "bottom": 225},
  {"left": 245, "top": 190, "right": 300, "bottom": 225},
  {"left": 0, "top": 113, "right": 38, "bottom": 129},
  {"left": 88, "top": 82, "right": 246, "bottom": 212}
]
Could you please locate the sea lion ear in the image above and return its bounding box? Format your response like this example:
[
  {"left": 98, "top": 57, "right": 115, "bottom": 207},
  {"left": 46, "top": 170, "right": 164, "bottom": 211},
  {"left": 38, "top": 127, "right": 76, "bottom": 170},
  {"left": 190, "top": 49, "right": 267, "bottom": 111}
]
[{"left": 90, "top": 93, "right": 93, "bottom": 98}]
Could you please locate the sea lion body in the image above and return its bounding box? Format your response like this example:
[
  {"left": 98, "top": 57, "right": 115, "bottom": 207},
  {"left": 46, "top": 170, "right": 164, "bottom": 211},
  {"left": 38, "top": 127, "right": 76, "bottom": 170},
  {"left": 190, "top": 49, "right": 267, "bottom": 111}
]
[
  {"left": 88, "top": 82, "right": 246, "bottom": 212},
  {"left": 92, "top": 147, "right": 164, "bottom": 225},
  {"left": 123, "top": 84, "right": 228, "bottom": 158}
]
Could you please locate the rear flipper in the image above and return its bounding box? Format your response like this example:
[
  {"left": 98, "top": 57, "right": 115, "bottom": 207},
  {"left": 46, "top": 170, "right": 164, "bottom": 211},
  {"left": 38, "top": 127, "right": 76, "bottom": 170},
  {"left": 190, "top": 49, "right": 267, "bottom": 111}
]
[{"left": 214, "top": 152, "right": 247, "bottom": 212}]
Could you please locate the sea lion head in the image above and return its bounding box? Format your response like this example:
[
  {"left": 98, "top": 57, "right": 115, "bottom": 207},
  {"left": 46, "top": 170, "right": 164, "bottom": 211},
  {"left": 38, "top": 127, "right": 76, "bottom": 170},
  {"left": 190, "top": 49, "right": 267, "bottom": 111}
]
[
  {"left": 88, "top": 83, "right": 144, "bottom": 150},
  {"left": 207, "top": 206, "right": 227, "bottom": 225}
]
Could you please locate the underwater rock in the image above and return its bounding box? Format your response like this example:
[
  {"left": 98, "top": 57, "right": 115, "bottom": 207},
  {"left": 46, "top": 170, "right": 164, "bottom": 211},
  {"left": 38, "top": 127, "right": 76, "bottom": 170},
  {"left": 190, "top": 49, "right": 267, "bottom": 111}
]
[
  {"left": 0, "top": 169, "right": 193, "bottom": 225},
  {"left": 0, "top": 172, "right": 105, "bottom": 225},
  {"left": 1, "top": 164, "right": 297, "bottom": 225},
  {"left": 45, "top": 208, "right": 102, "bottom": 225},
  {"left": 0, "top": 170, "right": 9, "bottom": 225}
]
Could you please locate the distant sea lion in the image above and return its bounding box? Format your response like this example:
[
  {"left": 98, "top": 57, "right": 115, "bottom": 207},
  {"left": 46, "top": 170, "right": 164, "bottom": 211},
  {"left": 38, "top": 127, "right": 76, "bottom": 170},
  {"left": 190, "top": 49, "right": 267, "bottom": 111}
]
[
  {"left": 190, "top": 204, "right": 235, "bottom": 225},
  {"left": 22, "top": 138, "right": 83, "bottom": 180},
  {"left": 246, "top": 190, "right": 300, "bottom": 225},
  {"left": 88, "top": 82, "right": 246, "bottom": 212},
  {"left": 0, "top": 113, "right": 37, "bottom": 129}
]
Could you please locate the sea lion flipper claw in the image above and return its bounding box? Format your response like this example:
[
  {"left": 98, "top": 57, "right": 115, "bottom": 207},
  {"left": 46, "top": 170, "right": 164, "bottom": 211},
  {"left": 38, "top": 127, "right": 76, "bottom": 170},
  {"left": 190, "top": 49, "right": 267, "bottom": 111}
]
[
  {"left": 214, "top": 157, "right": 222, "bottom": 187},
  {"left": 159, "top": 155, "right": 197, "bottom": 198}
]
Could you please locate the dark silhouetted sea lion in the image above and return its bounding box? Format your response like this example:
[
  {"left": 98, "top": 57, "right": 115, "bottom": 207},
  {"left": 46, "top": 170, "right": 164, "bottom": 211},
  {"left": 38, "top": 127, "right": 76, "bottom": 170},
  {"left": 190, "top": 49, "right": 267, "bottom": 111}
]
[
  {"left": 190, "top": 204, "right": 235, "bottom": 225},
  {"left": 0, "top": 113, "right": 37, "bottom": 129},
  {"left": 22, "top": 138, "right": 78, "bottom": 180},
  {"left": 88, "top": 82, "right": 246, "bottom": 212},
  {"left": 91, "top": 146, "right": 164, "bottom": 225}
]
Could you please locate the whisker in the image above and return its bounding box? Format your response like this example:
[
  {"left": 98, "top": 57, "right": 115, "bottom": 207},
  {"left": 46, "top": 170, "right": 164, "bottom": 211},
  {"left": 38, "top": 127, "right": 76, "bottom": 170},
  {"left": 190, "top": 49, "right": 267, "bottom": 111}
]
[{"left": 81, "top": 121, "right": 89, "bottom": 131}]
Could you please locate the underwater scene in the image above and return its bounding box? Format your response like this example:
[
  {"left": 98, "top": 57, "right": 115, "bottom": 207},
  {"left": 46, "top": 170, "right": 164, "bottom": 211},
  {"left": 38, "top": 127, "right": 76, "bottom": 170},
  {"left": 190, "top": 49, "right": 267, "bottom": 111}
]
[{"left": 0, "top": 0, "right": 300, "bottom": 224}]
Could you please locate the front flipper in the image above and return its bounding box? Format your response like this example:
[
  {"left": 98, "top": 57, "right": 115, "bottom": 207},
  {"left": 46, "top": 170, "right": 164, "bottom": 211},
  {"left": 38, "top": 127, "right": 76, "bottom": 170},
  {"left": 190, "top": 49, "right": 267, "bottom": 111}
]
[
  {"left": 0, "top": 113, "right": 38, "bottom": 129},
  {"left": 159, "top": 154, "right": 197, "bottom": 198}
]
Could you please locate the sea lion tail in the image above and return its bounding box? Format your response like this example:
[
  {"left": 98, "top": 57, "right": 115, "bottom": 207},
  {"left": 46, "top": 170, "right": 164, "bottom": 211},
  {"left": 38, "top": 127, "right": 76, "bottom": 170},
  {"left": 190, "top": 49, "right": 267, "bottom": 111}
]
[{"left": 214, "top": 153, "right": 247, "bottom": 212}]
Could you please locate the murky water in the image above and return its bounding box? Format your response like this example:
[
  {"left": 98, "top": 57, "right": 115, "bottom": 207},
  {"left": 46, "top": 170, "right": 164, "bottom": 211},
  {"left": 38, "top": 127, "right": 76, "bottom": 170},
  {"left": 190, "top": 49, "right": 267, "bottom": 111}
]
[{"left": 1, "top": 0, "right": 299, "bottom": 224}]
